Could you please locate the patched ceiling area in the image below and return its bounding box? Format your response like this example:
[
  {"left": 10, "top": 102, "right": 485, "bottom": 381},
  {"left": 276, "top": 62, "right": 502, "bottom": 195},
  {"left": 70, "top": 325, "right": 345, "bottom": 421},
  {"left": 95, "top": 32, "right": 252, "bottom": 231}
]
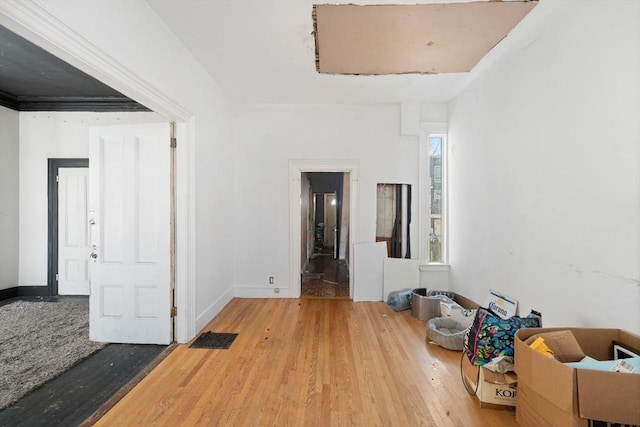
[{"left": 313, "top": 2, "right": 537, "bottom": 75}]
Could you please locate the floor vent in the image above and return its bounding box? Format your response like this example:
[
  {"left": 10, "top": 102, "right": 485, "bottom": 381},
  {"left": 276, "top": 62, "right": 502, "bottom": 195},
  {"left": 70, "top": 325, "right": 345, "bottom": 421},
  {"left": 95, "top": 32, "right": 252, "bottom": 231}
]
[{"left": 189, "top": 332, "right": 238, "bottom": 349}]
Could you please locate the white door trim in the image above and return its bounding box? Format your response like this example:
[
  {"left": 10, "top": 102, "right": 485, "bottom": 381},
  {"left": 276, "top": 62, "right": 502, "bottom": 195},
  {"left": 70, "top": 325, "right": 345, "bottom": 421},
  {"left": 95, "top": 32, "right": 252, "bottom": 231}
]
[
  {"left": 0, "top": 2, "right": 197, "bottom": 343},
  {"left": 289, "top": 160, "right": 359, "bottom": 299}
]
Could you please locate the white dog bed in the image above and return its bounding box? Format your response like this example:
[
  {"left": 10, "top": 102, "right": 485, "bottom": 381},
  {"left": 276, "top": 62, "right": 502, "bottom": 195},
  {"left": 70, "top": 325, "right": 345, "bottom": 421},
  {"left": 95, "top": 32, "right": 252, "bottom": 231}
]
[{"left": 426, "top": 317, "right": 468, "bottom": 351}]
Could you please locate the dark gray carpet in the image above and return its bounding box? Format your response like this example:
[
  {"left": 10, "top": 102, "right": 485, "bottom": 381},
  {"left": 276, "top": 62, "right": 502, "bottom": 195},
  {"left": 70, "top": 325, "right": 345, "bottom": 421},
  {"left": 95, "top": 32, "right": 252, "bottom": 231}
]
[
  {"left": 0, "top": 343, "right": 166, "bottom": 427},
  {"left": 0, "top": 299, "right": 106, "bottom": 410}
]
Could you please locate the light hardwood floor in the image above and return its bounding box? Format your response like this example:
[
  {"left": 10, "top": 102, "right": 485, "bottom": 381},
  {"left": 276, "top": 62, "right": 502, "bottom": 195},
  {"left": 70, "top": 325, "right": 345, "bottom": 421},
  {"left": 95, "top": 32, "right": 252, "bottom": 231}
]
[{"left": 95, "top": 298, "right": 518, "bottom": 426}]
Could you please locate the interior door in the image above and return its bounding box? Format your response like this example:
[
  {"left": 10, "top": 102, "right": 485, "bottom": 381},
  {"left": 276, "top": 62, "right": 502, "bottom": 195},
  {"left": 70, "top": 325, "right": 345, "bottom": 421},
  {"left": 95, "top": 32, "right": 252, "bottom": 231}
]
[
  {"left": 89, "top": 123, "right": 171, "bottom": 344},
  {"left": 58, "top": 167, "right": 90, "bottom": 295}
]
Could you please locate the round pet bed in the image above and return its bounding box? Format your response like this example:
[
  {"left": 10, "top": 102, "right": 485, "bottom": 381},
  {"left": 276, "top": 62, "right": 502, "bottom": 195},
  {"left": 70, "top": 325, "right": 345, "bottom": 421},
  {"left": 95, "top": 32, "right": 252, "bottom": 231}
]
[{"left": 426, "top": 317, "right": 468, "bottom": 351}]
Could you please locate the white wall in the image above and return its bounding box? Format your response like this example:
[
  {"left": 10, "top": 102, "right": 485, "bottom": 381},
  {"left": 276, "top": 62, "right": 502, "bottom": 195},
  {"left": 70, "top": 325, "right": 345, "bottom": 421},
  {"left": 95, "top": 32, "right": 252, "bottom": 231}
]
[
  {"left": 18, "top": 112, "right": 165, "bottom": 288},
  {"left": 448, "top": 1, "right": 640, "bottom": 333},
  {"left": 0, "top": 106, "right": 19, "bottom": 291},
  {"left": 2, "top": 0, "right": 236, "bottom": 340},
  {"left": 233, "top": 104, "right": 420, "bottom": 298}
]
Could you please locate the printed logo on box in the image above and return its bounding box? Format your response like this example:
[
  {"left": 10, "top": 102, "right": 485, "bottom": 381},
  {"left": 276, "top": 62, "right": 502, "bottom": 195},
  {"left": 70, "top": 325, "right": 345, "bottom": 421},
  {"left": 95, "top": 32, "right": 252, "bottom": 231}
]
[
  {"left": 484, "top": 289, "right": 518, "bottom": 319},
  {"left": 488, "top": 300, "right": 509, "bottom": 318},
  {"left": 495, "top": 386, "right": 516, "bottom": 400}
]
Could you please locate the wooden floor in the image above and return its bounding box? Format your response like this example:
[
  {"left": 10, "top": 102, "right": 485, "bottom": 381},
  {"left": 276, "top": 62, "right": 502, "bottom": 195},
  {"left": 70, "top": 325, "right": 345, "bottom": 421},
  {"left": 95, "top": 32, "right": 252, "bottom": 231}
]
[
  {"left": 301, "top": 254, "right": 349, "bottom": 298},
  {"left": 95, "top": 298, "right": 518, "bottom": 426}
]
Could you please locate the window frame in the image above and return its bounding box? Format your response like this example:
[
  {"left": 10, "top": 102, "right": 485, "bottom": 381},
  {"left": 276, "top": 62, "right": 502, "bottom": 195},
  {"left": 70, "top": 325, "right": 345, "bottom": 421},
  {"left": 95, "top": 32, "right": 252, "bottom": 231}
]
[{"left": 419, "top": 122, "right": 448, "bottom": 265}]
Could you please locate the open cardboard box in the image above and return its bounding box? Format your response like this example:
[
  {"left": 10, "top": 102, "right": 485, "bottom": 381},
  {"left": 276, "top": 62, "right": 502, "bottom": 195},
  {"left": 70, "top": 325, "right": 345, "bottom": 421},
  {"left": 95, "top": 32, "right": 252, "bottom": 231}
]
[
  {"left": 461, "top": 355, "right": 518, "bottom": 410},
  {"left": 440, "top": 293, "right": 479, "bottom": 327},
  {"left": 515, "top": 328, "right": 640, "bottom": 427}
]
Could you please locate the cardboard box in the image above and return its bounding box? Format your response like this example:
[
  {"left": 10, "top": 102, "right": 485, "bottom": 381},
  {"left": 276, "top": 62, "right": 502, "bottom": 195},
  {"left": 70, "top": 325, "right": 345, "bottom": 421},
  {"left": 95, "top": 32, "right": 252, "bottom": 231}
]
[
  {"left": 451, "top": 293, "right": 480, "bottom": 311},
  {"left": 440, "top": 292, "right": 479, "bottom": 327},
  {"left": 461, "top": 354, "right": 517, "bottom": 410},
  {"left": 515, "top": 327, "right": 640, "bottom": 427},
  {"left": 440, "top": 299, "right": 476, "bottom": 327}
]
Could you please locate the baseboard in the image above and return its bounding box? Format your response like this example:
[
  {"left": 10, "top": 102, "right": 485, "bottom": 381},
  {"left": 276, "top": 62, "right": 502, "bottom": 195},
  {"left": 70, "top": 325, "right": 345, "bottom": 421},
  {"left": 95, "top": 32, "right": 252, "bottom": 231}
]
[
  {"left": 234, "top": 286, "right": 291, "bottom": 299},
  {"left": 194, "top": 287, "right": 235, "bottom": 338},
  {"left": 0, "top": 287, "right": 19, "bottom": 301},
  {"left": 18, "top": 286, "right": 50, "bottom": 297},
  {"left": 0, "top": 286, "right": 50, "bottom": 301}
]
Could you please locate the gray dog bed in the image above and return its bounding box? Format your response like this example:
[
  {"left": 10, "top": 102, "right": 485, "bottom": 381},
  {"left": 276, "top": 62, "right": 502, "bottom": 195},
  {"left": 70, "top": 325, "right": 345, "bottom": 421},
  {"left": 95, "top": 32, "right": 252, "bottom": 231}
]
[{"left": 426, "top": 317, "right": 468, "bottom": 351}]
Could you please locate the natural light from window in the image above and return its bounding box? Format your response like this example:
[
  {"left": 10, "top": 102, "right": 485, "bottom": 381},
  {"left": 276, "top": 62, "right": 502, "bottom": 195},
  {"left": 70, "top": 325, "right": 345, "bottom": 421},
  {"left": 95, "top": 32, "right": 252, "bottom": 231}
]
[
  {"left": 420, "top": 123, "right": 447, "bottom": 266},
  {"left": 428, "top": 136, "right": 444, "bottom": 263}
]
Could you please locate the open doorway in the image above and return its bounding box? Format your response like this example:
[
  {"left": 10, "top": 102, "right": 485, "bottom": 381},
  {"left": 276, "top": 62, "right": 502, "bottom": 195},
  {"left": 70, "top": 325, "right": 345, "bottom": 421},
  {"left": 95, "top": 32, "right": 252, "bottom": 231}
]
[
  {"left": 300, "top": 172, "right": 349, "bottom": 298},
  {"left": 0, "top": 18, "right": 189, "bottom": 343},
  {"left": 47, "top": 158, "right": 90, "bottom": 297},
  {"left": 289, "top": 160, "right": 358, "bottom": 299}
]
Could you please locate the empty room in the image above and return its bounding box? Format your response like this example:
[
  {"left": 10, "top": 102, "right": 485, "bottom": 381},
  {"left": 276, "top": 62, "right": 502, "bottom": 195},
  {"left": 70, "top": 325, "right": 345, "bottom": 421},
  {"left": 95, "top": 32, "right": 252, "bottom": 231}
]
[{"left": 0, "top": 0, "right": 638, "bottom": 426}]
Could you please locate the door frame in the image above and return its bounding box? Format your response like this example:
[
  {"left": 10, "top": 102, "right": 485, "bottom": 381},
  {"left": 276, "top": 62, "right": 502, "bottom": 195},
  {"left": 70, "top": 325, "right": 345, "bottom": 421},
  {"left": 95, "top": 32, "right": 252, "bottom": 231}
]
[
  {"left": 47, "top": 158, "right": 89, "bottom": 297},
  {"left": 289, "top": 160, "right": 358, "bottom": 299},
  {"left": 1, "top": 3, "right": 197, "bottom": 342}
]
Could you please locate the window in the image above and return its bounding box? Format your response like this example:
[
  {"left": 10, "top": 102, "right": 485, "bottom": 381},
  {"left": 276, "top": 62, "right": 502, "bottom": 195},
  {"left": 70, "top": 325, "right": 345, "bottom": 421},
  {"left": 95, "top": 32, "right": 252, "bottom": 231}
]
[
  {"left": 428, "top": 136, "right": 444, "bottom": 262},
  {"left": 420, "top": 123, "right": 448, "bottom": 264}
]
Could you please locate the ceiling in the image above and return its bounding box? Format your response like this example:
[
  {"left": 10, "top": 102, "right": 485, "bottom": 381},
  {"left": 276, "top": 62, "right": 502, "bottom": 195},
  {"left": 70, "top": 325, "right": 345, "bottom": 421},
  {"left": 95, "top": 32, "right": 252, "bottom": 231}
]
[
  {"left": 0, "top": 1, "right": 537, "bottom": 109},
  {"left": 147, "top": 0, "right": 538, "bottom": 104},
  {"left": 313, "top": 3, "right": 536, "bottom": 75},
  {"left": 0, "top": 24, "right": 147, "bottom": 111}
]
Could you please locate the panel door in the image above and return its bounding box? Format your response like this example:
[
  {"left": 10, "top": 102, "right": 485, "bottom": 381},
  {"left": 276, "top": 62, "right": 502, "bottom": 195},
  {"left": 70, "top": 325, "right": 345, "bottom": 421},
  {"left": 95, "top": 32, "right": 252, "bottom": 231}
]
[
  {"left": 89, "top": 123, "right": 171, "bottom": 344},
  {"left": 58, "top": 167, "right": 90, "bottom": 295}
]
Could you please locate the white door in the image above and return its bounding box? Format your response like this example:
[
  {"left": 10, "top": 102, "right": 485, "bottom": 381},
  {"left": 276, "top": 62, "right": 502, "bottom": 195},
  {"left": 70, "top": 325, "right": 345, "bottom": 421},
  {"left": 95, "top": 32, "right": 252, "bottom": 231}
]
[
  {"left": 89, "top": 123, "right": 171, "bottom": 344},
  {"left": 58, "top": 167, "right": 90, "bottom": 295}
]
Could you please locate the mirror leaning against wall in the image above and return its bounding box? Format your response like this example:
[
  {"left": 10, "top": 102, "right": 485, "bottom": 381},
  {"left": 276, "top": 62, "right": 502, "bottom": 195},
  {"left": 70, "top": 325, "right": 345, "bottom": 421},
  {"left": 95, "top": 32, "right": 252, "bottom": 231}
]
[{"left": 376, "top": 183, "right": 412, "bottom": 258}]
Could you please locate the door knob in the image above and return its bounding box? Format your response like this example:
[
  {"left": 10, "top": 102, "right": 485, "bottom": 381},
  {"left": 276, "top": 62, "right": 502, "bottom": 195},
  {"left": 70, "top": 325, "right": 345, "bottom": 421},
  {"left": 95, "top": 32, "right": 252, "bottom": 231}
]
[{"left": 90, "top": 253, "right": 98, "bottom": 259}]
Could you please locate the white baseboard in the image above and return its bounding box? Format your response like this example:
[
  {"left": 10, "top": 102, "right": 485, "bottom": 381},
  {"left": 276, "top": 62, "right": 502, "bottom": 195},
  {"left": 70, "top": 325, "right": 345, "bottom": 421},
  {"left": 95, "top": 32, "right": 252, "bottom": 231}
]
[
  {"left": 234, "top": 286, "right": 291, "bottom": 298},
  {"left": 194, "top": 286, "right": 234, "bottom": 338}
]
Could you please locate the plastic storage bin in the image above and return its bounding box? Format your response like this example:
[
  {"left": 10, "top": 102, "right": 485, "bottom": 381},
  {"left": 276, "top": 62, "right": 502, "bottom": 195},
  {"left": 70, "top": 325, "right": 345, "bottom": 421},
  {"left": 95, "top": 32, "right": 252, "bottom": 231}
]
[{"left": 411, "top": 288, "right": 450, "bottom": 321}]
